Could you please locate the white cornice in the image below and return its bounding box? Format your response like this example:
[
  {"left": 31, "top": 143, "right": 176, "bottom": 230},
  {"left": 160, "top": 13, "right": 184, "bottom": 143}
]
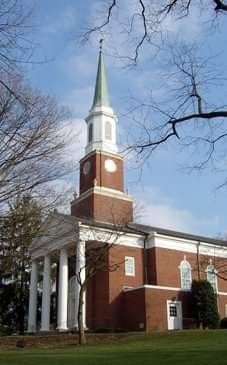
[
  {"left": 71, "top": 186, "right": 133, "bottom": 205},
  {"left": 146, "top": 232, "right": 227, "bottom": 258},
  {"left": 79, "top": 223, "right": 144, "bottom": 248},
  {"left": 30, "top": 216, "right": 145, "bottom": 259},
  {"left": 80, "top": 149, "right": 123, "bottom": 164}
]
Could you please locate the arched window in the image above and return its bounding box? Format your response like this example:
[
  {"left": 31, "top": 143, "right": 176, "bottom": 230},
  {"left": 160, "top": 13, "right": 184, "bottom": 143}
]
[
  {"left": 179, "top": 257, "right": 192, "bottom": 290},
  {"left": 88, "top": 123, "right": 93, "bottom": 142},
  {"left": 105, "top": 121, "right": 112, "bottom": 140},
  {"left": 206, "top": 263, "right": 217, "bottom": 293}
]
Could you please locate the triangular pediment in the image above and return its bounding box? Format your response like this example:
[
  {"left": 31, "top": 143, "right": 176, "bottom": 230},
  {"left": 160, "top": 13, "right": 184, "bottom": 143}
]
[{"left": 30, "top": 212, "right": 79, "bottom": 256}]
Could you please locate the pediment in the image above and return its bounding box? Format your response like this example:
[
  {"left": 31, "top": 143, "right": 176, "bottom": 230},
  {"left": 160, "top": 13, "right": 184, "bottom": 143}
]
[{"left": 30, "top": 212, "right": 79, "bottom": 256}]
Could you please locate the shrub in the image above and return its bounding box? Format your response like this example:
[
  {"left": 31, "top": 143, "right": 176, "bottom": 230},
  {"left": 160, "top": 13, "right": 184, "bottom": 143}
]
[
  {"left": 191, "top": 280, "right": 219, "bottom": 329},
  {"left": 220, "top": 317, "right": 227, "bottom": 329}
]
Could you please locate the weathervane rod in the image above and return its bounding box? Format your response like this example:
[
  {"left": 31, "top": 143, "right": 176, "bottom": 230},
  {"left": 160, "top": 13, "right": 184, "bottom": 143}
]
[{"left": 99, "top": 38, "right": 103, "bottom": 52}]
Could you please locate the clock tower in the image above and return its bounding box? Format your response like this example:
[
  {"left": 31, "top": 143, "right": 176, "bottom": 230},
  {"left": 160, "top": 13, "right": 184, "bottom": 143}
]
[{"left": 71, "top": 43, "right": 133, "bottom": 224}]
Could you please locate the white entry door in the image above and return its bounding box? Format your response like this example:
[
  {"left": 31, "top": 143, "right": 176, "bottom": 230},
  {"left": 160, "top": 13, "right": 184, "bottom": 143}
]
[{"left": 167, "top": 300, "right": 183, "bottom": 330}]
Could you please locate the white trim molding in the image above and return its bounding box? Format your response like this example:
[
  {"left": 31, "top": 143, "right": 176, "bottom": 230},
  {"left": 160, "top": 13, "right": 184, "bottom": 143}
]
[
  {"left": 71, "top": 186, "right": 133, "bottom": 205},
  {"left": 146, "top": 232, "right": 227, "bottom": 259},
  {"left": 124, "top": 284, "right": 191, "bottom": 292}
]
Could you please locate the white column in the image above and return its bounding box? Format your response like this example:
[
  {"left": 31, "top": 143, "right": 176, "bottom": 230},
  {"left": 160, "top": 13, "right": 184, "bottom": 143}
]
[
  {"left": 41, "top": 255, "right": 51, "bottom": 332},
  {"left": 28, "top": 260, "right": 38, "bottom": 333},
  {"left": 57, "top": 248, "right": 68, "bottom": 331},
  {"left": 74, "top": 240, "right": 86, "bottom": 328}
]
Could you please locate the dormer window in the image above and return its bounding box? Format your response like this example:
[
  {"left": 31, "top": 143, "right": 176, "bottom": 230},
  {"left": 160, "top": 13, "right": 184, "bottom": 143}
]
[
  {"left": 105, "top": 121, "right": 112, "bottom": 140},
  {"left": 88, "top": 123, "right": 93, "bottom": 143}
]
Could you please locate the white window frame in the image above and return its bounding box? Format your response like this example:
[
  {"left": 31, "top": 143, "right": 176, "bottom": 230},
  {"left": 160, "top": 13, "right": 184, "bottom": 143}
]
[
  {"left": 179, "top": 258, "right": 192, "bottom": 290},
  {"left": 88, "top": 123, "right": 93, "bottom": 143},
  {"left": 105, "top": 121, "right": 112, "bottom": 140},
  {"left": 125, "top": 256, "right": 135, "bottom": 276},
  {"left": 206, "top": 264, "right": 218, "bottom": 293}
]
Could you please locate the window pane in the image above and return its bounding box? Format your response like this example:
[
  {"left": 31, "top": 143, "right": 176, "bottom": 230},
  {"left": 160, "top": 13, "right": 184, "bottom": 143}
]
[
  {"left": 169, "top": 305, "right": 177, "bottom": 317},
  {"left": 180, "top": 261, "right": 191, "bottom": 290},
  {"left": 105, "top": 121, "right": 112, "bottom": 140},
  {"left": 88, "top": 123, "right": 93, "bottom": 142},
  {"left": 125, "top": 256, "right": 135, "bottom": 276},
  {"left": 207, "top": 265, "right": 217, "bottom": 293}
]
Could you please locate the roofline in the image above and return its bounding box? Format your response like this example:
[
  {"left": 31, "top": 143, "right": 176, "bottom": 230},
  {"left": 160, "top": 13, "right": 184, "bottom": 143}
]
[
  {"left": 40, "top": 212, "right": 227, "bottom": 247},
  {"left": 128, "top": 223, "right": 227, "bottom": 247}
]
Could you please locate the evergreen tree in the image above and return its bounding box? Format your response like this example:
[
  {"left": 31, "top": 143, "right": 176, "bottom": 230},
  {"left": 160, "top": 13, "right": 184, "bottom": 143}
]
[
  {"left": 0, "top": 195, "right": 41, "bottom": 334},
  {"left": 191, "top": 280, "right": 219, "bottom": 329}
]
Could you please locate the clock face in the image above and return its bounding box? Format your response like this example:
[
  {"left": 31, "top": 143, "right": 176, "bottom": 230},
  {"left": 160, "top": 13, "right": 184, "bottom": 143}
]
[
  {"left": 83, "top": 160, "right": 91, "bottom": 175},
  {"left": 104, "top": 159, "right": 117, "bottom": 173}
]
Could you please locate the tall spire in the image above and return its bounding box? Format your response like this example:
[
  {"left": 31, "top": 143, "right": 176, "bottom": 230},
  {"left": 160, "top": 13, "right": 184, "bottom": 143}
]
[{"left": 92, "top": 39, "right": 110, "bottom": 109}]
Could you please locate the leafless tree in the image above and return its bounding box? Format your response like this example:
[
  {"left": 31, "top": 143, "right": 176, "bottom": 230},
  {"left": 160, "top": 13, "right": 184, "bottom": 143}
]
[
  {"left": 83, "top": 1, "right": 227, "bottom": 64},
  {"left": 82, "top": 1, "right": 227, "bottom": 182},
  {"left": 0, "top": 1, "right": 76, "bottom": 208},
  {"left": 0, "top": 72, "right": 72, "bottom": 210},
  {"left": 75, "top": 224, "right": 126, "bottom": 345},
  {"left": 0, "top": 0, "right": 35, "bottom": 70}
]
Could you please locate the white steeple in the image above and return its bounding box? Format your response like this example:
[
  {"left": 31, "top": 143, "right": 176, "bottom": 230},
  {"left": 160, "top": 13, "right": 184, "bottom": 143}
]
[{"left": 85, "top": 40, "right": 118, "bottom": 155}]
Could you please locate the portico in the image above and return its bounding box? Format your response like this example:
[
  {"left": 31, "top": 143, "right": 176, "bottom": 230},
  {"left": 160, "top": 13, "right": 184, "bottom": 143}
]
[
  {"left": 27, "top": 212, "right": 126, "bottom": 333},
  {"left": 27, "top": 212, "right": 87, "bottom": 333}
]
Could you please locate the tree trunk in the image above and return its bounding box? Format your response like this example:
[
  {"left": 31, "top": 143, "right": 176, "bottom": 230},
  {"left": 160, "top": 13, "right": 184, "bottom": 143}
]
[
  {"left": 78, "top": 285, "right": 86, "bottom": 345},
  {"left": 197, "top": 242, "right": 201, "bottom": 280},
  {"left": 17, "top": 280, "right": 25, "bottom": 335}
]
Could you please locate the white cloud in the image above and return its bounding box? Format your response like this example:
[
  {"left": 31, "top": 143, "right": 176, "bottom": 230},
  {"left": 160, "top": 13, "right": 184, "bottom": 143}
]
[
  {"left": 63, "top": 86, "right": 93, "bottom": 117},
  {"left": 67, "top": 54, "right": 95, "bottom": 80},
  {"left": 133, "top": 186, "right": 219, "bottom": 236},
  {"left": 36, "top": 118, "right": 86, "bottom": 212},
  {"left": 59, "top": 118, "right": 86, "bottom": 164},
  {"left": 161, "top": 6, "right": 203, "bottom": 42}
]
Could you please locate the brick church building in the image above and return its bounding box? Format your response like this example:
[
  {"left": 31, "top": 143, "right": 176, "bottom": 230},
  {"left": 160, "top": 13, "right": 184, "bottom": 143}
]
[{"left": 28, "top": 45, "right": 227, "bottom": 333}]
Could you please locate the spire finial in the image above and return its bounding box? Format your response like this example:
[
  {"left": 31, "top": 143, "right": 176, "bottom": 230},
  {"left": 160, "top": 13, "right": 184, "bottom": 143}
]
[
  {"left": 99, "top": 38, "right": 103, "bottom": 52},
  {"left": 91, "top": 39, "right": 110, "bottom": 109}
]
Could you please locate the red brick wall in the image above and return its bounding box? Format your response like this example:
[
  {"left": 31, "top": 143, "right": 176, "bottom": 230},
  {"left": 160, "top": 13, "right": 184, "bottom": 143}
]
[
  {"left": 86, "top": 241, "right": 227, "bottom": 331},
  {"left": 145, "top": 288, "right": 192, "bottom": 331},
  {"left": 152, "top": 247, "right": 198, "bottom": 287},
  {"left": 123, "top": 287, "right": 193, "bottom": 331},
  {"left": 148, "top": 247, "right": 227, "bottom": 293},
  {"left": 71, "top": 193, "right": 133, "bottom": 224},
  {"left": 80, "top": 152, "right": 124, "bottom": 194},
  {"left": 123, "top": 288, "right": 146, "bottom": 331},
  {"left": 71, "top": 194, "right": 94, "bottom": 219},
  {"left": 108, "top": 245, "right": 144, "bottom": 328},
  {"left": 146, "top": 247, "right": 157, "bottom": 284},
  {"left": 93, "top": 194, "right": 133, "bottom": 224},
  {"left": 86, "top": 269, "right": 110, "bottom": 329},
  {"left": 86, "top": 244, "right": 144, "bottom": 329},
  {"left": 217, "top": 295, "right": 227, "bottom": 319}
]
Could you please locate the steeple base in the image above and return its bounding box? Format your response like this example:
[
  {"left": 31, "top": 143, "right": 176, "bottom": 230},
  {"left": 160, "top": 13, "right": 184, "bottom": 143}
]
[{"left": 71, "top": 188, "right": 133, "bottom": 225}]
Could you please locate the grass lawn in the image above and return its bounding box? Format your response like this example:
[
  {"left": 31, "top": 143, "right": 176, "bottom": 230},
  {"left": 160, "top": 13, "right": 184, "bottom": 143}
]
[{"left": 1, "top": 330, "right": 227, "bottom": 365}]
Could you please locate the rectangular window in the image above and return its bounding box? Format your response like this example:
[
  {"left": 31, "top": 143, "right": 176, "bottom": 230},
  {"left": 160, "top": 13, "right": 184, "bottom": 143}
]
[
  {"left": 169, "top": 305, "right": 177, "bottom": 317},
  {"left": 125, "top": 256, "right": 135, "bottom": 276}
]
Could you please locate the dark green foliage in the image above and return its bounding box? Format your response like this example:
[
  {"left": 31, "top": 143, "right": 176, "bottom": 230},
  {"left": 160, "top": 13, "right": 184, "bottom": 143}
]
[
  {"left": 220, "top": 317, "right": 227, "bottom": 329},
  {"left": 191, "top": 279, "right": 219, "bottom": 329},
  {"left": 0, "top": 195, "right": 42, "bottom": 334}
]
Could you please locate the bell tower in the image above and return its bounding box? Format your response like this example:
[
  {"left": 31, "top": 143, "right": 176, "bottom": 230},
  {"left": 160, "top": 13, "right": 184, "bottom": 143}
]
[{"left": 71, "top": 41, "right": 133, "bottom": 224}]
